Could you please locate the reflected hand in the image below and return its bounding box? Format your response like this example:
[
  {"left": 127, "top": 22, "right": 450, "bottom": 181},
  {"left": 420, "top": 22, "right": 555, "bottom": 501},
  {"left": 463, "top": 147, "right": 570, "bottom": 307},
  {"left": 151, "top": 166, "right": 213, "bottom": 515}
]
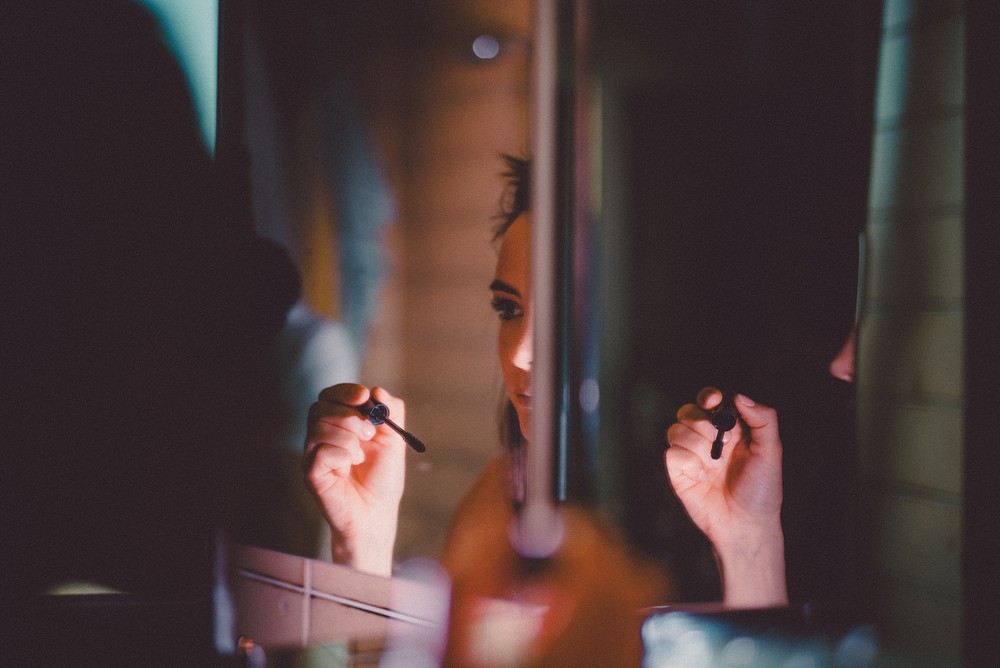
[
  {"left": 664, "top": 387, "right": 787, "bottom": 607},
  {"left": 304, "top": 383, "right": 407, "bottom": 576}
]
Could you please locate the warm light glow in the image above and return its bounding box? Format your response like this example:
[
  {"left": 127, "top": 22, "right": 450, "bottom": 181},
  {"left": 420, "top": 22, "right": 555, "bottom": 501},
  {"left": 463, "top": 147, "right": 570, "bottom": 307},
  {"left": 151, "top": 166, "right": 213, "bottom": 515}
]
[{"left": 465, "top": 597, "right": 549, "bottom": 667}]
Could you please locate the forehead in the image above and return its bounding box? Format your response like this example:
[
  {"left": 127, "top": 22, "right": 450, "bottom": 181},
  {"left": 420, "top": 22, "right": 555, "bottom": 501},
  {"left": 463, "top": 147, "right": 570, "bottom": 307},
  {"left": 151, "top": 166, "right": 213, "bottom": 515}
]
[{"left": 494, "top": 213, "right": 531, "bottom": 288}]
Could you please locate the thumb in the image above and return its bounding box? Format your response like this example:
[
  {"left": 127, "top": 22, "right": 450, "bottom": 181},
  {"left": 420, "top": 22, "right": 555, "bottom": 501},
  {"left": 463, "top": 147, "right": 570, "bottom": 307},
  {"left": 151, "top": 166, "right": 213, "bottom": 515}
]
[{"left": 734, "top": 394, "right": 782, "bottom": 452}]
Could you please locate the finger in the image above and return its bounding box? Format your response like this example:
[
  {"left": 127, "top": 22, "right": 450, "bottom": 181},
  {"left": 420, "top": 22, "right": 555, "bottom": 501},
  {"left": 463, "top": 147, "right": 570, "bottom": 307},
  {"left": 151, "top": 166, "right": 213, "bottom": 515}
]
[
  {"left": 306, "top": 442, "right": 358, "bottom": 489},
  {"left": 696, "top": 387, "right": 723, "bottom": 411},
  {"left": 664, "top": 442, "right": 706, "bottom": 488},
  {"left": 733, "top": 394, "right": 781, "bottom": 453},
  {"left": 317, "top": 383, "right": 371, "bottom": 406},
  {"left": 675, "top": 402, "right": 702, "bottom": 422},
  {"left": 304, "top": 418, "right": 369, "bottom": 464},
  {"left": 667, "top": 422, "right": 733, "bottom": 468},
  {"left": 666, "top": 421, "right": 708, "bottom": 453},
  {"left": 306, "top": 402, "right": 376, "bottom": 442},
  {"left": 307, "top": 399, "right": 377, "bottom": 429},
  {"left": 674, "top": 402, "right": 718, "bottom": 441}
]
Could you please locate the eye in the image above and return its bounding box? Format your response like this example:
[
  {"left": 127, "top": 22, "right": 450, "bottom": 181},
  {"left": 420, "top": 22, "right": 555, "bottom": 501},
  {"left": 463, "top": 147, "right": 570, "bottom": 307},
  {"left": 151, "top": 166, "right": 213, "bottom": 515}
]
[{"left": 490, "top": 296, "right": 523, "bottom": 321}]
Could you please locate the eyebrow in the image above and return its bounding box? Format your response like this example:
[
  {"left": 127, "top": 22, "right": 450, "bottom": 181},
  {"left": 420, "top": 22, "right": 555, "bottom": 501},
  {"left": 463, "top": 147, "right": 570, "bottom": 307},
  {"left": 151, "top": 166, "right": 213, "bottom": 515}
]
[{"left": 489, "top": 279, "right": 521, "bottom": 297}]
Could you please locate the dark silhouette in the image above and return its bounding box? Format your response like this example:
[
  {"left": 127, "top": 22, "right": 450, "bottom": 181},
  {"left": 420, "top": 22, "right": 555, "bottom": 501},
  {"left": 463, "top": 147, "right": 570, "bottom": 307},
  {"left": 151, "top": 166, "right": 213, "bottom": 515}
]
[{"left": 1, "top": 2, "right": 297, "bottom": 663}]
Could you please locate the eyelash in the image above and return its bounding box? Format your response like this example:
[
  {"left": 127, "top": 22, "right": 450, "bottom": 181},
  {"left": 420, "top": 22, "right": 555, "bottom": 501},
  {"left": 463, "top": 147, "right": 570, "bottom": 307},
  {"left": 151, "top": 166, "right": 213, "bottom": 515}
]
[{"left": 490, "top": 296, "right": 523, "bottom": 321}]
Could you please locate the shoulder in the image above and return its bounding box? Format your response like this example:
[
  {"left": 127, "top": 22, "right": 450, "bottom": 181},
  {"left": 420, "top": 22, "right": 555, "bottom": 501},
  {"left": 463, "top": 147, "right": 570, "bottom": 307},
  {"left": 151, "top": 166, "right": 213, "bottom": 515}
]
[{"left": 440, "top": 455, "right": 514, "bottom": 575}]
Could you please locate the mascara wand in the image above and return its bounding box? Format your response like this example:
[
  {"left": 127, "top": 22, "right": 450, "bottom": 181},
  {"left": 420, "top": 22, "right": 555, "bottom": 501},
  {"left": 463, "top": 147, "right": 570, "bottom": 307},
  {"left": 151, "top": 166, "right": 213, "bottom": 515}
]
[
  {"left": 358, "top": 399, "right": 427, "bottom": 453},
  {"left": 710, "top": 395, "right": 738, "bottom": 460}
]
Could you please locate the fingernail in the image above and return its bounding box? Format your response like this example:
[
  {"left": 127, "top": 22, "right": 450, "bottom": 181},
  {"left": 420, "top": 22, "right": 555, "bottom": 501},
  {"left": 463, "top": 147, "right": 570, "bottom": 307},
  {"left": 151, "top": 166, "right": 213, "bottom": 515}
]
[
  {"left": 735, "top": 393, "right": 755, "bottom": 407},
  {"left": 363, "top": 422, "right": 376, "bottom": 439}
]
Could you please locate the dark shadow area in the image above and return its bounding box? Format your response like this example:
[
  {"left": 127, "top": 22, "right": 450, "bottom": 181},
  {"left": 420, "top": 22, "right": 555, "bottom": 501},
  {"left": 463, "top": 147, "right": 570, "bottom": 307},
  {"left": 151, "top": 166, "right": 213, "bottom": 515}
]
[
  {"left": 594, "top": 1, "right": 881, "bottom": 617},
  {"left": 1, "top": 2, "right": 297, "bottom": 663},
  {"left": 963, "top": 1, "right": 1000, "bottom": 664}
]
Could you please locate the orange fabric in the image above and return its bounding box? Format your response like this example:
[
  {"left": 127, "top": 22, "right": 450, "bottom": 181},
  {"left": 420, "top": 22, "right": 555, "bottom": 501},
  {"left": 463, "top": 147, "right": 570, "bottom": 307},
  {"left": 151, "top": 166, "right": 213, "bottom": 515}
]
[{"left": 440, "top": 457, "right": 673, "bottom": 667}]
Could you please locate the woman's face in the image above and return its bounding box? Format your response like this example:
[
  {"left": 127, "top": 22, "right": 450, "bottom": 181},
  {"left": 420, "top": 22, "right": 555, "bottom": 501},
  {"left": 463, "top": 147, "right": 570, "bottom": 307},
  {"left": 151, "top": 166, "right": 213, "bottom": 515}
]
[{"left": 490, "top": 213, "right": 533, "bottom": 441}]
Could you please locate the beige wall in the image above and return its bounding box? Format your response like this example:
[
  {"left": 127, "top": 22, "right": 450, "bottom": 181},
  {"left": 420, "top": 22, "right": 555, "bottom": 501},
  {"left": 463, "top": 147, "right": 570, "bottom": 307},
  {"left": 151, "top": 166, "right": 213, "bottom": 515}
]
[
  {"left": 358, "top": 1, "right": 532, "bottom": 562},
  {"left": 857, "top": 1, "right": 965, "bottom": 662}
]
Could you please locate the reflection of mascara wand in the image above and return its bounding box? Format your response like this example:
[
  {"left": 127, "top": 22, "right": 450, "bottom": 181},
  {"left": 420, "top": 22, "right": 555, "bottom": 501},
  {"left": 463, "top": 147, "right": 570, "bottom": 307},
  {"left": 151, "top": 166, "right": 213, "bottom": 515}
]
[
  {"left": 358, "top": 399, "right": 427, "bottom": 453},
  {"left": 710, "top": 395, "right": 738, "bottom": 460}
]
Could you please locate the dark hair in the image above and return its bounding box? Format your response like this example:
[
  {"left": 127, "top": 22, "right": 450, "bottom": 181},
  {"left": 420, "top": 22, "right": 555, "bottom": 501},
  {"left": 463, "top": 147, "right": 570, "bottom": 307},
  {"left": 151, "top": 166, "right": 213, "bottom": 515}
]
[{"left": 493, "top": 154, "right": 531, "bottom": 242}]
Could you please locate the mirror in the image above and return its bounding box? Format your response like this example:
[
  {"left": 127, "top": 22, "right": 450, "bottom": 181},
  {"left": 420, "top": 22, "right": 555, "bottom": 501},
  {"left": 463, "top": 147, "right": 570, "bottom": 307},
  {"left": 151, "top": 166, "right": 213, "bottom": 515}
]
[
  {"left": 234, "top": 0, "right": 535, "bottom": 563},
  {"left": 237, "top": 0, "right": 879, "bottom": 611},
  {"left": 234, "top": 0, "right": 889, "bottom": 657},
  {"left": 588, "top": 0, "right": 876, "bottom": 607}
]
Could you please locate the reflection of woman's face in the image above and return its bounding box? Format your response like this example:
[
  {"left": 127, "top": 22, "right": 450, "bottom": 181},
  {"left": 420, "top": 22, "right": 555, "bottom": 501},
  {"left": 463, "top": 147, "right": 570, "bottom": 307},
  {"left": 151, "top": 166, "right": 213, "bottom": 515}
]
[{"left": 490, "top": 213, "right": 533, "bottom": 442}]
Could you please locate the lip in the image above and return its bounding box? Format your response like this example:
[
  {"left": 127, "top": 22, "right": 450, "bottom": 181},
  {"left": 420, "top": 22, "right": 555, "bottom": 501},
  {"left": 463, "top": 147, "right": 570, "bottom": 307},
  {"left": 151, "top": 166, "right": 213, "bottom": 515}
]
[{"left": 513, "top": 392, "right": 532, "bottom": 408}]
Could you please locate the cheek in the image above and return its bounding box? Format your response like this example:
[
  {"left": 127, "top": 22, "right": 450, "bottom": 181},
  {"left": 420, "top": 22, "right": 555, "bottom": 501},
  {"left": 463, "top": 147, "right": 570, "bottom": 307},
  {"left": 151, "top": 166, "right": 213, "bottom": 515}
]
[{"left": 497, "top": 325, "right": 517, "bottom": 368}]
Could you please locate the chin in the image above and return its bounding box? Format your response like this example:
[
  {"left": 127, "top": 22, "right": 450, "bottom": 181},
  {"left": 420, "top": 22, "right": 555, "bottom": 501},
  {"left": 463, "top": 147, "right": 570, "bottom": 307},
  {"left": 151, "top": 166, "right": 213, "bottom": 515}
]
[{"left": 515, "top": 411, "right": 531, "bottom": 444}]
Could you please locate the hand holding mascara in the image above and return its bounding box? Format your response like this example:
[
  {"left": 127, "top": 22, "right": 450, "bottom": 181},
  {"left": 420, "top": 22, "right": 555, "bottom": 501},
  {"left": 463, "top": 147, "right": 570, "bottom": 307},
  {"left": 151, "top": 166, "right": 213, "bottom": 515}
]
[
  {"left": 303, "top": 384, "right": 411, "bottom": 576},
  {"left": 664, "top": 388, "right": 787, "bottom": 606},
  {"left": 357, "top": 398, "right": 427, "bottom": 453}
]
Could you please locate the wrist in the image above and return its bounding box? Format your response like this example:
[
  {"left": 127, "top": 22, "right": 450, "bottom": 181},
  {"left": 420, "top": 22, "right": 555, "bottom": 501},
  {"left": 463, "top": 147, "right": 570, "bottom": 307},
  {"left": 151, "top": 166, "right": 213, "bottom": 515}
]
[
  {"left": 714, "top": 522, "right": 787, "bottom": 609},
  {"left": 331, "top": 514, "right": 398, "bottom": 578},
  {"left": 711, "top": 517, "right": 783, "bottom": 555}
]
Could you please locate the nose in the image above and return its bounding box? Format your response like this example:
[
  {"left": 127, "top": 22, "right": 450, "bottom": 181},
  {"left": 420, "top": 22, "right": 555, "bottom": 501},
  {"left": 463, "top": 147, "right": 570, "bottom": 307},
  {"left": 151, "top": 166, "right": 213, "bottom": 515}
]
[
  {"left": 829, "top": 326, "right": 856, "bottom": 383},
  {"left": 511, "top": 314, "right": 533, "bottom": 370}
]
